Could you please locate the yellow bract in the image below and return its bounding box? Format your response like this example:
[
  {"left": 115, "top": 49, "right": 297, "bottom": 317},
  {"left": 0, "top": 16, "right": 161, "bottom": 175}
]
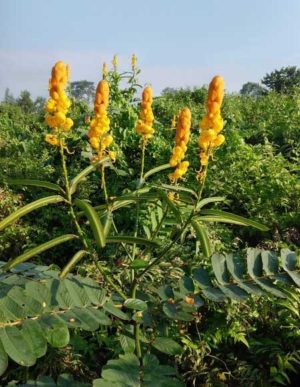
[
  {"left": 198, "top": 75, "right": 225, "bottom": 167},
  {"left": 131, "top": 53, "right": 137, "bottom": 71},
  {"left": 44, "top": 61, "right": 73, "bottom": 146},
  {"left": 88, "top": 79, "right": 116, "bottom": 161},
  {"left": 112, "top": 54, "right": 118, "bottom": 71},
  {"left": 135, "top": 86, "right": 155, "bottom": 142},
  {"left": 169, "top": 108, "right": 191, "bottom": 182},
  {"left": 102, "top": 62, "right": 108, "bottom": 79}
]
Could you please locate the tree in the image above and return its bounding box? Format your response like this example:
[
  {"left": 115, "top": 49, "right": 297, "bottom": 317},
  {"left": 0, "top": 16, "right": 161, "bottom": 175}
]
[
  {"left": 17, "top": 90, "right": 34, "bottom": 113},
  {"left": 261, "top": 66, "right": 300, "bottom": 94},
  {"left": 240, "top": 82, "right": 266, "bottom": 97},
  {"left": 70, "top": 80, "right": 95, "bottom": 104},
  {"left": 3, "top": 88, "right": 15, "bottom": 104},
  {"left": 34, "top": 96, "right": 46, "bottom": 113}
]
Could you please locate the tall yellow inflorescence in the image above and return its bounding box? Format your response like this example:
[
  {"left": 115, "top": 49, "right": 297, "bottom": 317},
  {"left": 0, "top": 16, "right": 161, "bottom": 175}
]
[
  {"left": 88, "top": 80, "right": 116, "bottom": 161},
  {"left": 45, "top": 61, "right": 73, "bottom": 146},
  {"left": 131, "top": 53, "right": 137, "bottom": 71},
  {"left": 169, "top": 107, "right": 191, "bottom": 182},
  {"left": 112, "top": 55, "right": 118, "bottom": 71},
  {"left": 135, "top": 86, "right": 155, "bottom": 142},
  {"left": 102, "top": 62, "right": 108, "bottom": 79},
  {"left": 198, "top": 75, "right": 225, "bottom": 166}
]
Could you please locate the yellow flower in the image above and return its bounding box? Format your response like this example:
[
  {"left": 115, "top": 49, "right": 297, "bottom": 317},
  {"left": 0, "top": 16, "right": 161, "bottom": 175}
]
[
  {"left": 198, "top": 75, "right": 225, "bottom": 167},
  {"left": 131, "top": 53, "right": 137, "bottom": 71},
  {"left": 108, "top": 150, "right": 117, "bottom": 162},
  {"left": 88, "top": 79, "right": 116, "bottom": 160},
  {"left": 167, "top": 192, "right": 175, "bottom": 201},
  {"left": 169, "top": 108, "right": 191, "bottom": 182},
  {"left": 135, "top": 86, "right": 155, "bottom": 142},
  {"left": 112, "top": 54, "right": 118, "bottom": 70},
  {"left": 102, "top": 62, "right": 108, "bottom": 79},
  {"left": 45, "top": 61, "right": 73, "bottom": 146},
  {"left": 45, "top": 134, "right": 60, "bottom": 146}
]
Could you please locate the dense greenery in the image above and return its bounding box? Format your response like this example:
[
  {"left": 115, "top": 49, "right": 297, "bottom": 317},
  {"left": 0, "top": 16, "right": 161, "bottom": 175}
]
[{"left": 0, "top": 62, "right": 299, "bottom": 386}]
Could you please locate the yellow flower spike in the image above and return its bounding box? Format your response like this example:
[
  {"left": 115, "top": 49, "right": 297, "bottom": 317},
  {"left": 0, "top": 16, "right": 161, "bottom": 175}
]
[
  {"left": 169, "top": 107, "right": 191, "bottom": 182},
  {"left": 131, "top": 53, "right": 137, "bottom": 71},
  {"left": 198, "top": 75, "right": 225, "bottom": 167},
  {"left": 45, "top": 61, "right": 73, "bottom": 146},
  {"left": 135, "top": 86, "right": 155, "bottom": 143},
  {"left": 112, "top": 54, "right": 118, "bottom": 71},
  {"left": 88, "top": 79, "right": 116, "bottom": 161},
  {"left": 102, "top": 62, "right": 108, "bottom": 79}
]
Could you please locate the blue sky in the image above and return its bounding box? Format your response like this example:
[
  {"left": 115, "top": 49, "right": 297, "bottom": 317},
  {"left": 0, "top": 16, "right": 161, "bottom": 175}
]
[{"left": 0, "top": 0, "right": 300, "bottom": 98}]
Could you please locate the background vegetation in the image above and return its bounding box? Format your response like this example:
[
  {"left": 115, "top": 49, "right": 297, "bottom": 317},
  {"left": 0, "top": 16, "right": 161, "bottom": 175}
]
[{"left": 0, "top": 64, "right": 299, "bottom": 386}]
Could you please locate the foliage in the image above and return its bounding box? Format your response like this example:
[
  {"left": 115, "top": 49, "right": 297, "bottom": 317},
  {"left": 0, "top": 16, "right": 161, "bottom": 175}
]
[
  {"left": 240, "top": 82, "right": 266, "bottom": 97},
  {"left": 261, "top": 66, "right": 300, "bottom": 94},
  {"left": 70, "top": 81, "right": 96, "bottom": 105},
  {"left": 0, "top": 59, "right": 300, "bottom": 386}
]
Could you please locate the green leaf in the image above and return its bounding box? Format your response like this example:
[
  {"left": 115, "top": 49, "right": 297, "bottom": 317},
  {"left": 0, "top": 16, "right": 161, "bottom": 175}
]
[
  {"left": 124, "top": 298, "right": 148, "bottom": 311},
  {"left": 0, "top": 195, "right": 65, "bottom": 231},
  {"left": 281, "top": 249, "right": 300, "bottom": 286},
  {"left": 70, "top": 158, "right": 108, "bottom": 195},
  {"left": 156, "top": 189, "right": 182, "bottom": 222},
  {"left": 0, "top": 326, "right": 36, "bottom": 366},
  {"left": 152, "top": 337, "right": 183, "bottom": 355},
  {"left": 247, "top": 249, "right": 285, "bottom": 297},
  {"left": 74, "top": 199, "right": 106, "bottom": 248},
  {"left": 193, "top": 268, "right": 226, "bottom": 302},
  {"left": 130, "top": 259, "right": 149, "bottom": 270},
  {"left": 261, "top": 250, "right": 293, "bottom": 283},
  {"left": 106, "top": 236, "right": 160, "bottom": 248},
  {"left": 93, "top": 353, "right": 183, "bottom": 387},
  {"left": 97, "top": 354, "right": 140, "bottom": 386},
  {"left": 22, "top": 319, "right": 47, "bottom": 358},
  {"left": 6, "top": 178, "right": 64, "bottom": 193},
  {"left": 143, "top": 163, "right": 172, "bottom": 181},
  {"left": 60, "top": 250, "right": 90, "bottom": 279},
  {"left": 225, "top": 253, "right": 264, "bottom": 295},
  {"left": 196, "top": 196, "right": 225, "bottom": 210},
  {"left": 44, "top": 321, "right": 70, "bottom": 348},
  {"left": 154, "top": 183, "right": 197, "bottom": 199},
  {"left": 197, "top": 209, "right": 269, "bottom": 231},
  {"left": 211, "top": 254, "right": 248, "bottom": 300},
  {"left": 119, "top": 334, "right": 135, "bottom": 354},
  {"left": 191, "top": 220, "right": 212, "bottom": 258},
  {"left": 103, "top": 302, "right": 130, "bottom": 320},
  {"left": 1, "top": 234, "right": 78, "bottom": 271},
  {"left": 0, "top": 339, "right": 8, "bottom": 377}
]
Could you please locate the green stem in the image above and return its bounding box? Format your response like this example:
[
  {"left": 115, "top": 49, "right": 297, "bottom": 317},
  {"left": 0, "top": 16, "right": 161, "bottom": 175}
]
[
  {"left": 140, "top": 205, "right": 169, "bottom": 259},
  {"left": 131, "top": 141, "right": 147, "bottom": 364},
  {"left": 137, "top": 164, "right": 209, "bottom": 280},
  {"left": 140, "top": 141, "right": 146, "bottom": 181},
  {"left": 134, "top": 323, "right": 142, "bottom": 363},
  {"left": 101, "top": 164, "right": 109, "bottom": 203},
  {"left": 59, "top": 142, "right": 126, "bottom": 299},
  {"left": 131, "top": 280, "right": 142, "bottom": 363},
  {"left": 60, "top": 141, "right": 88, "bottom": 249},
  {"left": 94, "top": 260, "right": 127, "bottom": 300},
  {"left": 132, "top": 141, "right": 146, "bottom": 263}
]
